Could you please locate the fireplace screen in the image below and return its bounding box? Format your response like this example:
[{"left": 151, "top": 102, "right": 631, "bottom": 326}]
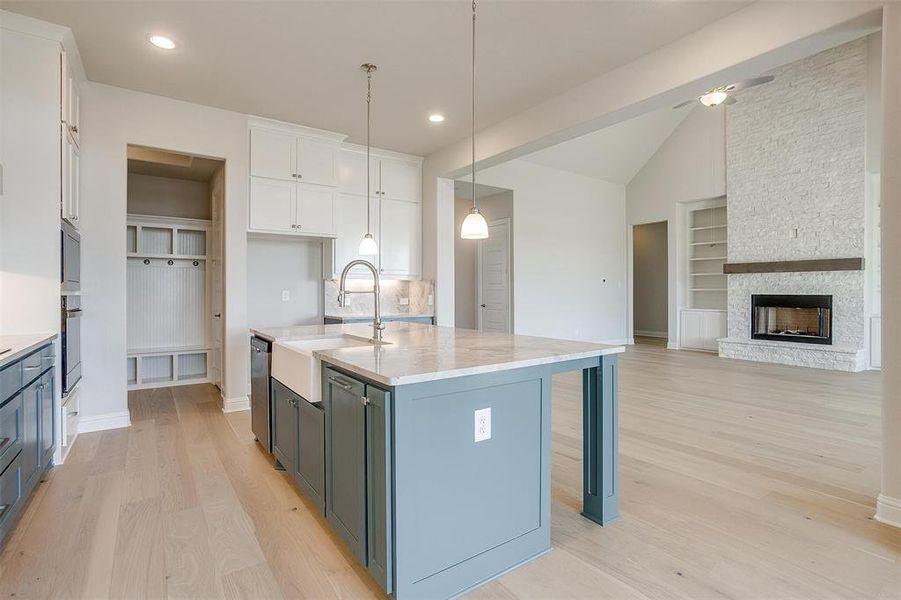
[{"left": 751, "top": 294, "right": 832, "bottom": 345}]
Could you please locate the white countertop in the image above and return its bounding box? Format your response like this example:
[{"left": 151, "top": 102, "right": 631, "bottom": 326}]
[
  {"left": 252, "top": 322, "right": 623, "bottom": 386},
  {"left": 0, "top": 333, "right": 57, "bottom": 369}
]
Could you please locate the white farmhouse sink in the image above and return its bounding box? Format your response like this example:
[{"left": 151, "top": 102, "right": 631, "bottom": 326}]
[{"left": 272, "top": 335, "right": 374, "bottom": 403}]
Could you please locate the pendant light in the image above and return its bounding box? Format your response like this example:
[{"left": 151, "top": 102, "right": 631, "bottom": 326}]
[
  {"left": 460, "top": 0, "right": 489, "bottom": 240},
  {"left": 359, "top": 63, "right": 379, "bottom": 255}
]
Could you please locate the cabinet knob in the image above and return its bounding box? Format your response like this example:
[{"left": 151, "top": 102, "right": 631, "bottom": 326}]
[
  {"left": 297, "top": 173, "right": 302, "bottom": 179},
  {"left": 361, "top": 396, "right": 370, "bottom": 406}
]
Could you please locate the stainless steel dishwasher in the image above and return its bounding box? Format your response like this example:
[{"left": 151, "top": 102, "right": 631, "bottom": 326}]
[{"left": 250, "top": 336, "right": 273, "bottom": 453}]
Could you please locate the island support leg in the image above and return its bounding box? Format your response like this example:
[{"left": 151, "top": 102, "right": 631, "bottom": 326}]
[{"left": 581, "top": 355, "right": 619, "bottom": 525}]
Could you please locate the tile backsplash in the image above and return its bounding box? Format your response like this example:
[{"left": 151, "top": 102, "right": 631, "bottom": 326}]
[{"left": 323, "top": 279, "right": 434, "bottom": 317}]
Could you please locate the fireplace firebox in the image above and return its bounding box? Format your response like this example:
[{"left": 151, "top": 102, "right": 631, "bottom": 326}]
[{"left": 751, "top": 294, "right": 832, "bottom": 345}]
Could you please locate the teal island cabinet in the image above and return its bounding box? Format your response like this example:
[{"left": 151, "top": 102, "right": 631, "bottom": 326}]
[{"left": 254, "top": 322, "right": 622, "bottom": 600}]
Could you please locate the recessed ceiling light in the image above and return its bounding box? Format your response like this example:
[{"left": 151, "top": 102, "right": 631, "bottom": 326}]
[
  {"left": 429, "top": 114, "right": 445, "bottom": 123},
  {"left": 149, "top": 35, "right": 176, "bottom": 50}
]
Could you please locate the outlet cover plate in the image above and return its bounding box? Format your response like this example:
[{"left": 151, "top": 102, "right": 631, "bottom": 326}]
[{"left": 474, "top": 407, "right": 491, "bottom": 443}]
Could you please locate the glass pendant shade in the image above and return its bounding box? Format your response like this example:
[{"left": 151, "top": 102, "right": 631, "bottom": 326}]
[
  {"left": 359, "top": 232, "right": 378, "bottom": 255},
  {"left": 461, "top": 207, "right": 489, "bottom": 239}
]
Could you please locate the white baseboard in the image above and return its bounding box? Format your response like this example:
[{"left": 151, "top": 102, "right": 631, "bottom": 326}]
[
  {"left": 666, "top": 342, "right": 680, "bottom": 350},
  {"left": 626, "top": 337, "right": 635, "bottom": 345},
  {"left": 875, "top": 494, "right": 901, "bottom": 529},
  {"left": 634, "top": 330, "right": 667, "bottom": 339},
  {"left": 78, "top": 411, "right": 131, "bottom": 434},
  {"left": 222, "top": 395, "right": 250, "bottom": 413}
]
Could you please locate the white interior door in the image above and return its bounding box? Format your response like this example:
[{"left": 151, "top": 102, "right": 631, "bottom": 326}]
[{"left": 477, "top": 219, "right": 512, "bottom": 333}]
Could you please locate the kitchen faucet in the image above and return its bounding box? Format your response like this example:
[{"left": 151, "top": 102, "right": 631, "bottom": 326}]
[{"left": 337, "top": 259, "right": 385, "bottom": 343}]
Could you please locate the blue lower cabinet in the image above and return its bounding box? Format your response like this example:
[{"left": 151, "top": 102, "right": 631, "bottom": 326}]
[
  {"left": 271, "top": 379, "right": 298, "bottom": 475},
  {"left": 324, "top": 367, "right": 393, "bottom": 595},
  {"left": 20, "top": 379, "right": 40, "bottom": 489},
  {"left": 295, "top": 395, "right": 325, "bottom": 514},
  {"left": 0, "top": 341, "right": 56, "bottom": 548}
]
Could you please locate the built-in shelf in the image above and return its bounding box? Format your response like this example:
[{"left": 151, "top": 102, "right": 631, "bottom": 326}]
[
  {"left": 127, "top": 253, "right": 207, "bottom": 261},
  {"left": 688, "top": 203, "right": 728, "bottom": 311}
]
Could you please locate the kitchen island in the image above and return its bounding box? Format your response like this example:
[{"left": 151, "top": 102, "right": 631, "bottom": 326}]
[{"left": 251, "top": 322, "right": 623, "bottom": 599}]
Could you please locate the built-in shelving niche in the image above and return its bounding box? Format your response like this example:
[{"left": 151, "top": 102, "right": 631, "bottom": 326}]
[
  {"left": 126, "top": 214, "right": 213, "bottom": 390},
  {"left": 689, "top": 205, "right": 728, "bottom": 310}
]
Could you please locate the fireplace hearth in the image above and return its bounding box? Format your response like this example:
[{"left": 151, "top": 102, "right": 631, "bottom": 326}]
[{"left": 751, "top": 294, "right": 832, "bottom": 345}]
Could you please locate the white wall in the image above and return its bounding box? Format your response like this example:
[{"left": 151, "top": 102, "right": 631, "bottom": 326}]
[
  {"left": 80, "top": 82, "right": 249, "bottom": 422},
  {"left": 0, "top": 27, "right": 62, "bottom": 336},
  {"left": 632, "top": 221, "right": 668, "bottom": 337},
  {"left": 247, "top": 236, "right": 322, "bottom": 329},
  {"left": 625, "top": 106, "right": 726, "bottom": 345},
  {"left": 471, "top": 160, "right": 627, "bottom": 344}
]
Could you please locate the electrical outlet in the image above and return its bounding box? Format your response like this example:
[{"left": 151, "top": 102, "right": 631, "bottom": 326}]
[
  {"left": 399, "top": 297, "right": 410, "bottom": 306},
  {"left": 428, "top": 294, "right": 434, "bottom": 306},
  {"left": 790, "top": 227, "right": 799, "bottom": 239},
  {"left": 281, "top": 290, "right": 290, "bottom": 302},
  {"left": 474, "top": 407, "right": 491, "bottom": 443}
]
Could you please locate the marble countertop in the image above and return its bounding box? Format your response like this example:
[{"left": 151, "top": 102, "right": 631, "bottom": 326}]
[
  {"left": 252, "top": 322, "right": 623, "bottom": 386},
  {"left": 0, "top": 333, "right": 57, "bottom": 369},
  {"left": 323, "top": 313, "right": 434, "bottom": 320}
]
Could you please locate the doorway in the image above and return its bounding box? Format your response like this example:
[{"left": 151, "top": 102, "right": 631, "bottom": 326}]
[
  {"left": 125, "top": 146, "right": 225, "bottom": 391},
  {"left": 453, "top": 181, "right": 514, "bottom": 332},
  {"left": 477, "top": 218, "right": 512, "bottom": 333},
  {"left": 632, "top": 221, "right": 668, "bottom": 344}
]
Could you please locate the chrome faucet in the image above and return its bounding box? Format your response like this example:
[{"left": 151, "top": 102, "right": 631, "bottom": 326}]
[{"left": 337, "top": 259, "right": 385, "bottom": 343}]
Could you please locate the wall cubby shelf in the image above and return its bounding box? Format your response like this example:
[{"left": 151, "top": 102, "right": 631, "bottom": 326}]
[{"left": 126, "top": 214, "right": 214, "bottom": 390}]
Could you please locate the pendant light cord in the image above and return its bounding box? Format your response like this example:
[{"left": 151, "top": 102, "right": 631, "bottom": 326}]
[
  {"left": 366, "top": 67, "right": 373, "bottom": 235},
  {"left": 471, "top": 0, "right": 477, "bottom": 210}
]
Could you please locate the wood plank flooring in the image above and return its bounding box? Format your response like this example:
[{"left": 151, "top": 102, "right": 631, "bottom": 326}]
[{"left": 1, "top": 341, "right": 899, "bottom": 599}]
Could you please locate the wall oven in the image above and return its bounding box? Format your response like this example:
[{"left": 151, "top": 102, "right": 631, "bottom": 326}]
[
  {"left": 61, "top": 294, "right": 82, "bottom": 395},
  {"left": 61, "top": 220, "right": 80, "bottom": 293}
]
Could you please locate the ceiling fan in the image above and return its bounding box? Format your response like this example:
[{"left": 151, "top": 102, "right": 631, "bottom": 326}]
[{"left": 674, "top": 75, "right": 775, "bottom": 109}]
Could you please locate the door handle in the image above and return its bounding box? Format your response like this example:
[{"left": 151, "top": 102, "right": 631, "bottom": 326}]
[
  {"left": 328, "top": 376, "right": 354, "bottom": 391},
  {"left": 214, "top": 313, "right": 221, "bottom": 318},
  {"left": 480, "top": 304, "right": 487, "bottom": 308},
  {"left": 0, "top": 504, "right": 8, "bottom": 521}
]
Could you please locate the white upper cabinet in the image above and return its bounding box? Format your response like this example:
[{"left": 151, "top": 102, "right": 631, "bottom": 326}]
[
  {"left": 298, "top": 137, "right": 337, "bottom": 187},
  {"left": 249, "top": 178, "right": 295, "bottom": 233},
  {"left": 295, "top": 183, "right": 335, "bottom": 236},
  {"left": 61, "top": 130, "right": 80, "bottom": 225},
  {"left": 250, "top": 128, "right": 338, "bottom": 185},
  {"left": 337, "top": 150, "right": 378, "bottom": 197},
  {"left": 248, "top": 124, "right": 341, "bottom": 237},
  {"left": 250, "top": 129, "right": 297, "bottom": 181},
  {"left": 332, "top": 193, "right": 378, "bottom": 272},
  {"left": 379, "top": 197, "right": 421, "bottom": 277},
  {"left": 60, "top": 49, "right": 81, "bottom": 226},
  {"left": 60, "top": 50, "right": 81, "bottom": 147},
  {"left": 379, "top": 159, "right": 420, "bottom": 203}
]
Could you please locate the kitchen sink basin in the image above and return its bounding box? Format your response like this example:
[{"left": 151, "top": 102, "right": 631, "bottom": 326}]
[{"left": 272, "top": 335, "right": 376, "bottom": 403}]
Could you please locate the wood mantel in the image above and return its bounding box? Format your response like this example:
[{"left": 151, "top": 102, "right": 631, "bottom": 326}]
[{"left": 723, "top": 258, "right": 865, "bottom": 274}]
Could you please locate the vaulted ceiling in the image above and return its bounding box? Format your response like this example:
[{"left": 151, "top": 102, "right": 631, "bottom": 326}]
[{"left": 4, "top": 1, "right": 749, "bottom": 156}]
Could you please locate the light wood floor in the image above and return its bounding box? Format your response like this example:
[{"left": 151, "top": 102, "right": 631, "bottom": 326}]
[{"left": 1, "top": 342, "right": 899, "bottom": 599}]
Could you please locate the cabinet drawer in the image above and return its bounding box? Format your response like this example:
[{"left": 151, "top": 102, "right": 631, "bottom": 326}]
[
  {"left": 21, "top": 351, "right": 43, "bottom": 385},
  {"left": 40, "top": 345, "right": 55, "bottom": 370},
  {"left": 0, "top": 453, "right": 23, "bottom": 532},
  {"left": 0, "top": 363, "right": 22, "bottom": 405},
  {"left": 0, "top": 394, "right": 23, "bottom": 474}
]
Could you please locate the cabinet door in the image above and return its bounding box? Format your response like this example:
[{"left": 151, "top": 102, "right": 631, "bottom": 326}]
[
  {"left": 250, "top": 129, "right": 297, "bottom": 181},
  {"left": 296, "top": 397, "right": 325, "bottom": 514},
  {"left": 271, "top": 380, "right": 297, "bottom": 474},
  {"left": 61, "top": 132, "right": 79, "bottom": 225},
  {"left": 337, "top": 151, "right": 379, "bottom": 196},
  {"left": 297, "top": 137, "right": 337, "bottom": 187},
  {"left": 295, "top": 183, "right": 335, "bottom": 236},
  {"left": 680, "top": 311, "right": 702, "bottom": 350},
  {"left": 702, "top": 311, "right": 727, "bottom": 351},
  {"left": 379, "top": 159, "right": 419, "bottom": 202},
  {"left": 365, "top": 386, "right": 393, "bottom": 594},
  {"left": 332, "top": 193, "right": 379, "bottom": 275},
  {"left": 39, "top": 370, "right": 54, "bottom": 466},
  {"left": 249, "top": 177, "right": 295, "bottom": 233},
  {"left": 325, "top": 369, "right": 366, "bottom": 562},
  {"left": 379, "top": 198, "right": 421, "bottom": 277},
  {"left": 20, "top": 380, "right": 40, "bottom": 487}
]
